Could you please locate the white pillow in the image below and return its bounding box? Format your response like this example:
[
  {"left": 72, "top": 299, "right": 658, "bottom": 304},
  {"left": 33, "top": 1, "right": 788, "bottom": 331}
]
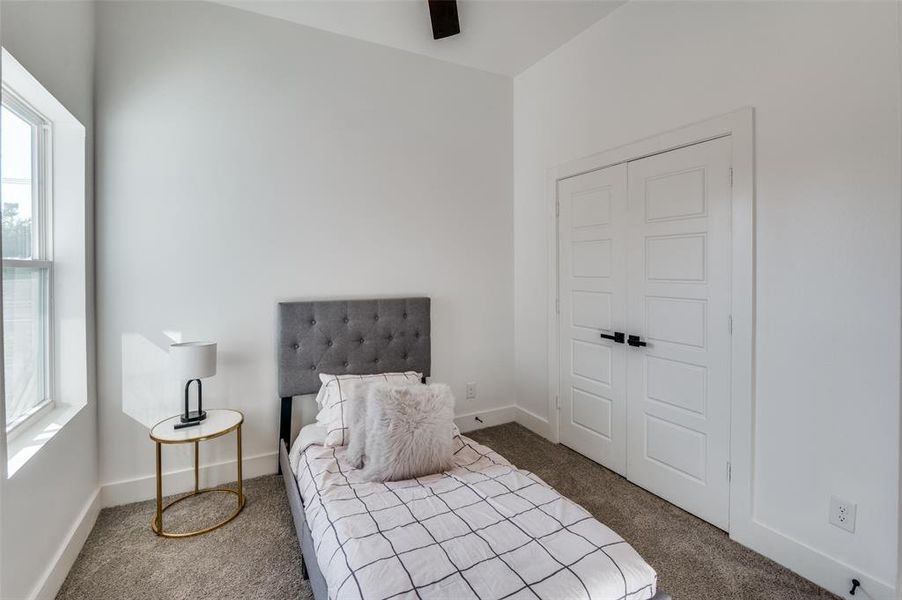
[
  {"left": 347, "top": 383, "right": 456, "bottom": 482},
  {"left": 314, "top": 372, "right": 422, "bottom": 447}
]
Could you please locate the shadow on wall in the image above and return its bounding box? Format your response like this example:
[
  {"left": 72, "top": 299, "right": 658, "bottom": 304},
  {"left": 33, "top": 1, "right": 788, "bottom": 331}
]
[{"left": 121, "top": 331, "right": 182, "bottom": 428}]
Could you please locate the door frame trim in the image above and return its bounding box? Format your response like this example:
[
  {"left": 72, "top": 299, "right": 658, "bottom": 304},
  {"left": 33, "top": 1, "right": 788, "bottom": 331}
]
[{"left": 546, "top": 107, "right": 754, "bottom": 534}]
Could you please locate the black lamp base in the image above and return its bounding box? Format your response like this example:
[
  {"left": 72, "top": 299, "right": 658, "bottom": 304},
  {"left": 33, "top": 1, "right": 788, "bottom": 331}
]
[
  {"left": 175, "top": 378, "right": 208, "bottom": 430},
  {"left": 174, "top": 410, "right": 207, "bottom": 429}
]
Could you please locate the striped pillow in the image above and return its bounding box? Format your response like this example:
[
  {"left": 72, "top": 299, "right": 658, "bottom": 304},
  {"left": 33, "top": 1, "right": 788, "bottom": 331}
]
[{"left": 315, "top": 372, "right": 422, "bottom": 447}]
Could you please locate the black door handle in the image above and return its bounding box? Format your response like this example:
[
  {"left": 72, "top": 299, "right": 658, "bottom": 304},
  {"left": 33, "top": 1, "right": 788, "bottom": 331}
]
[
  {"left": 600, "top": 331, "right": 625, "bottom": 344},
  {"left": 627, "top": 335, "right": 647, "bottom": 347}
]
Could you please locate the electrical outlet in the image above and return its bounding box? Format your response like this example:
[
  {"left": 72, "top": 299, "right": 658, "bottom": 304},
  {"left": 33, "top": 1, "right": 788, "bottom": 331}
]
[
  {"left": 466, "top": 382, "right": 477, "bottom": 400},
  {"left": 829, "top": 496, "right": 856, "bottom": 533}
]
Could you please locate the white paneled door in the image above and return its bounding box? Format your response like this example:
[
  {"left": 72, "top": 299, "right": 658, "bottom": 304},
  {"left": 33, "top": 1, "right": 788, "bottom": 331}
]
[
  {"left": 625, "top": 137, "right": 732, "bottom": 530},
  {"left": 558, "top": 164, "right": 628, "bottom": 476},
  {"left": 558, "top": 137, "right": 732, "bottom": 530}
]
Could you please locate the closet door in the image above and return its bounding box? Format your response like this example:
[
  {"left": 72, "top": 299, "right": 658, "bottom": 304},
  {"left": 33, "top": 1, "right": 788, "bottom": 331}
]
[
  {"left": 558, "top": 164, "right": 628, "bottom": 476},
  {"left": 624, "top": 136, "right": 732, "bottom": 530}
]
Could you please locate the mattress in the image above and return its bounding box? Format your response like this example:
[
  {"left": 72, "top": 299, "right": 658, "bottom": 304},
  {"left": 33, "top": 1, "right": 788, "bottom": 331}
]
[{"left": 290, "top": 425, "right": 658, "bottom": 600}]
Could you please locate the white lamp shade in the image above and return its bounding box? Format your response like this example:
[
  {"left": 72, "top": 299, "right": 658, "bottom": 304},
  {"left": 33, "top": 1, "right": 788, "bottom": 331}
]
[{"left": 170, "top": 342, "right": 217, "bottom": 380}]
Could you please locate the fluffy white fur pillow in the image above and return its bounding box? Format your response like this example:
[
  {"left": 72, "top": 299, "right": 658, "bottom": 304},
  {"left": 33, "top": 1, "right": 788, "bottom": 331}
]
[{"left": 347, "top": 383, "right": 456, "bottom": 482}]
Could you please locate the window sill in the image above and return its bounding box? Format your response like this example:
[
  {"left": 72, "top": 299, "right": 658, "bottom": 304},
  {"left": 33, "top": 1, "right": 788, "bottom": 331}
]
[
  {"left": 6, "top": 399, "right": 54, "bottom": 440},
  {"left": 6, "top": 401, "right": 85, "bottom": 477}
]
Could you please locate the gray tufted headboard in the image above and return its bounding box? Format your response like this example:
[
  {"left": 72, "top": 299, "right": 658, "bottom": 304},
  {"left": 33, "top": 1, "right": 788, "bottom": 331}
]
[{"left": 278, "top": 298, "right": 430, "bottom": 447}]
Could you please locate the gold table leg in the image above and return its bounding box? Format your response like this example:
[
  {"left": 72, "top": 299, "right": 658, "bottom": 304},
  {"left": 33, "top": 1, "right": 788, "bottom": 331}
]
[
  {"left": 151, "top": 429, "right": 246, "bottom": 538},
  {"left": 194, "top": 440, "right": 199, "bottom": 493},
  {"left": 155, "top": 442, "right": 163, "bottom": 533},
  {"left": 237, "top": 424, "right": 243, "bottom": 506}
]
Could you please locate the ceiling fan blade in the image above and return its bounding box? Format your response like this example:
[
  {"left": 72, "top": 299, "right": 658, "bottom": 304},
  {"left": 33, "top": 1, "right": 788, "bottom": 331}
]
[{"left": 428, "top": 0, "right": 460, "bottom": 40}]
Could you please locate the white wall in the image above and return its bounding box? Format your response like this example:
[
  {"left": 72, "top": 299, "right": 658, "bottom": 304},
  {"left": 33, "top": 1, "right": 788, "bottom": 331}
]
[
  {"left": 513, "top": 1, "right": 900, "bottom": 597},
  {"left": 0, "top": 2, "right": 98, "bottom": 599},
  {"left": 95, "top": 1, "right": 513, "bottom": 500},
  {"left": 898, "top": 7, "right": 902, "bottom": 595}
]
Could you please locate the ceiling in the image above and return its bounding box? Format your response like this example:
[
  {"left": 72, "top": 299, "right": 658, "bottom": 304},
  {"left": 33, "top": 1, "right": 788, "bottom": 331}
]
[{"left": 213, "top": 0, "right": 625, "bottom": 76}]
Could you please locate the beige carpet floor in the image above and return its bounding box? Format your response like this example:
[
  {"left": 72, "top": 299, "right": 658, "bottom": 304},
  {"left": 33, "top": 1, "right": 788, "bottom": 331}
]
[
  {"left": 56, "top": 475, "right": 310, "bottom": 600},
  {"left": 57, "top": 423, "right": 837, "bottom": 600},
  {"left": 469, "top": 424, "right": 838, "bottom": 600}
]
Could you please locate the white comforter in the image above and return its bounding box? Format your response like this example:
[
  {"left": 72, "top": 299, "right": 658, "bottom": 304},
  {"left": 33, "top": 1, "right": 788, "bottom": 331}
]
[{"left": 291, "top": 426, "right": 657, "bottom": 600}]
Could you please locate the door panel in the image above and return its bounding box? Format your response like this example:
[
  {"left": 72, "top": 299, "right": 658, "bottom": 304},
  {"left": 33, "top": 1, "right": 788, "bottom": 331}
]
[
  {"left": 572, "top": 291, "right": 612, "bottom": 330},
  {"left": 644, "top": 167, "right": 707, "bottom": 221},
  {"left": 645, "top": 297, "right": 707, "bottom": 348},
  {"left": 645, "top": 234, "right": 707, "bottom": 281},
  {"left": 645, "top": 355, "right": 707, "bottom": 415},
  {"left": 572, "top": 388, "right": 612, "bottom": 439},
  {"left": 572, "top": 240, "right": 612, "bottom": 277},
  {"left": 572, "top": 340, "right": 612, "bottom": 385},
  {"left": 558, "top": 164, "right": 628, "bottom": 475},
  {"left": 625, "top": 136, "right": 732, "bottom": 530}
]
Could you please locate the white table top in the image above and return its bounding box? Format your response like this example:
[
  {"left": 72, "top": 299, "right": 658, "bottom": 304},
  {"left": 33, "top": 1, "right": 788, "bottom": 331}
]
[{"left": 150, "top": 409, "right": 243, "bottom": 443}]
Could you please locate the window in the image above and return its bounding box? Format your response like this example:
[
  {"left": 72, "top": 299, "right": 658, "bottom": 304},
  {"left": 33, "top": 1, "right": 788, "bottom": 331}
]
[
  {"left": 1, "top": 86, "right": 52, "bottom": 433},
  {"left": 2, "top": 47, "right": 85, "bottom": 476}
]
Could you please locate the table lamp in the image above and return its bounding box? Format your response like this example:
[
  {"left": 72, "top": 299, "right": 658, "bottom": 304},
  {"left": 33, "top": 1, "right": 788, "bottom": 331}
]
[{"left": 170, "top": 342, "right": 217, "bottom": 429}]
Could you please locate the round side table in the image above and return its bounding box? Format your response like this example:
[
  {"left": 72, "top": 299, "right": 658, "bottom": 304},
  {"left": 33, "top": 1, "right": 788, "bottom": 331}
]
[{"left": 149, "top": 409, "right": 245, "bottom": 538}]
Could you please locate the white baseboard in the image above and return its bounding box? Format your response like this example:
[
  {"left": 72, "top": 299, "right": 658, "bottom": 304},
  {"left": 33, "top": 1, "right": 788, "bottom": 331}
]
[
  {"left": 454, "top": 405, "right": 516, "bottom": 433},
  {"left": 31, "top": 488, "right": 101, "bottom": 600},
  {"left": 513, "top": 406, "right": 551, "bottom": 439},
  {"left": 732, "top": 517, "right": 896, "bottom": 600},
  {"left": 101, "top": 451, "right": 278, "bottom": 508}
]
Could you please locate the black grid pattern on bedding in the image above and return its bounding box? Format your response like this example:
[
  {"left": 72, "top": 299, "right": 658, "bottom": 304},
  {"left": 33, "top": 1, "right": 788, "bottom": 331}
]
[{"left": 297, "top": 437, "right": 657, "bottom": 600}]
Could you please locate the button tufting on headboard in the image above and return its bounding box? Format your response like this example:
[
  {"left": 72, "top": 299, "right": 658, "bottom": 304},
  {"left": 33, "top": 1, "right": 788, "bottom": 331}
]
[{"left": 277, "top": 298, "right": 431, "bottom": 398}]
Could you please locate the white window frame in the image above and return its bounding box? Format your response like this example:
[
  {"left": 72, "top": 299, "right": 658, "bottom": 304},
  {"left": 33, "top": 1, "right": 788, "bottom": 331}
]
[
  {"left": 1, "top": 47, "right": 86, "bottom": 478},
  {"left": 1, "top": 83, "right": 54, "bottom": 437}
]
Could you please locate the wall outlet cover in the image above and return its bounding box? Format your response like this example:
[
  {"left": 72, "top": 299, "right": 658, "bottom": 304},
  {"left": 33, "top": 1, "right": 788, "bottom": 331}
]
[
  {"left": 828, "top": 496, "right": 856, "bottom": 533},
  {"left": 465, "top": 382, "right": 477, "bottom": 400}
]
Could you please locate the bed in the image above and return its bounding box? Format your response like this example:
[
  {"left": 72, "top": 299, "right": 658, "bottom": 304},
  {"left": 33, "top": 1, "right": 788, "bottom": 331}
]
[{"left": 277, "top": 298, "right": 669, "bottom": 600}]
